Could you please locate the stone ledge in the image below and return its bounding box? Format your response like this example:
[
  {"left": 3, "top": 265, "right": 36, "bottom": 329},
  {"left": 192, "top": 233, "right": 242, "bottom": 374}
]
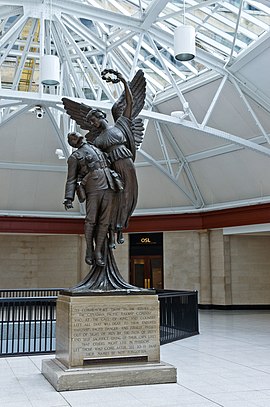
[{"left": 42, "top": 358, "right": 177, "bottom": 391}]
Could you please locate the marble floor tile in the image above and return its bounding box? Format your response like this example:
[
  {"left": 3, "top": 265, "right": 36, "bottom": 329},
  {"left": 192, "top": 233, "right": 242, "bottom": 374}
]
[{"left": 0, "top": 310, "right": 270, "bottom": 407}]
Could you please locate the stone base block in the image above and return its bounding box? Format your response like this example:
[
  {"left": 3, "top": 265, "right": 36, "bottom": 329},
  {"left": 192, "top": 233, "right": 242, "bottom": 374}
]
[
  {"left": 56, "top": 294, "right": 161, "bottom": 368},
  {"left": 42, "top": 358, "right": 177, "bottom": 392}
]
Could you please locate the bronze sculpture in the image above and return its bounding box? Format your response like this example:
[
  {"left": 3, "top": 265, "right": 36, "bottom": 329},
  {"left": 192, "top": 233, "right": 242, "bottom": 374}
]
[
  {"left": 64, "top": 132, "right": 122, "bottom": 267},
  {"left": 62, "top": 69, "right": 146, "bottom": 292}
]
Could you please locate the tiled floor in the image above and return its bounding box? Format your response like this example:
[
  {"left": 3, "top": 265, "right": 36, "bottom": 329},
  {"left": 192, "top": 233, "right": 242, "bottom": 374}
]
[{"left": 1, "top": 310, "right": 270, "bottom": 406}]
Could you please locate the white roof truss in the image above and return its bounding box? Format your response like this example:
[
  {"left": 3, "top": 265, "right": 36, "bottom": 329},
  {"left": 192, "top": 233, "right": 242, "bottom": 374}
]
[{"left": 0, "top": 0, "right": 270, "bottom": 215}]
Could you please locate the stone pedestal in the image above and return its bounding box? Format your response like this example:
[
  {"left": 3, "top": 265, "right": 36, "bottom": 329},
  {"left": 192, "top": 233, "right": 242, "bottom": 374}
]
[{"left": 42, "top": 294, "right": 176, "bottom": 391}]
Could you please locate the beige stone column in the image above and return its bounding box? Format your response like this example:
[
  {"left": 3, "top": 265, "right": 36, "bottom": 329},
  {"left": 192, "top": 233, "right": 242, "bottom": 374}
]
[
  {"left": 209, "top": 229, "right": 226, "bottom": 305},
  {"left": 164, "top": 231, "right": 200, "bottom": 291},
  {"left": 198, "top": 230, "right": 212, "bottom": 305},
  {"left": 223, "top": 235, "right": 232, "bottom": 305}
]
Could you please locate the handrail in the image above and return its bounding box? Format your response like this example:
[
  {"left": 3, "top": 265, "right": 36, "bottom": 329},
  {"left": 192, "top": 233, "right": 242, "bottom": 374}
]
[
  {"left": 0, "top": 297, "right": 56, "bottom": 303},
  {"left": 157, "top": 289, "right": 198, "bottom": 297},
  {"left": 0, "top": 289, "right": 199, "bottom": 355},
  {"left": 0, "top": 289, "right": 63, "bottom": 298}
]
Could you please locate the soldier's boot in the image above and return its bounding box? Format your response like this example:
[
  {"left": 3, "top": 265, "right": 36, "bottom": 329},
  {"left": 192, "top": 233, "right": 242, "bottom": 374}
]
[
  {"left": 116, "top": 226, "right": 124, "bottom": 244},
  {"left": 84, "top": 223, "right": 95, "bottom": 265},
  {"left": 94, "top": 225, "right": 109, "bottom": 267},
  {"left": 108, "top": 226, "right": 116, "bottom": 249}
]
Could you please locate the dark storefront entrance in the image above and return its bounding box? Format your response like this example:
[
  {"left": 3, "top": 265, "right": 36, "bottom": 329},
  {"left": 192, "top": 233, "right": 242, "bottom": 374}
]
[{"left": 129, "top": 233, "right": 163, "bottom": 289}]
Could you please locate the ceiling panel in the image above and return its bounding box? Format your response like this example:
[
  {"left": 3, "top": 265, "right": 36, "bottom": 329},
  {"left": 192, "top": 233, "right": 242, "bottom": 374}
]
[{"left": 0, "top": 0, "right": 270, "bottom": 217}]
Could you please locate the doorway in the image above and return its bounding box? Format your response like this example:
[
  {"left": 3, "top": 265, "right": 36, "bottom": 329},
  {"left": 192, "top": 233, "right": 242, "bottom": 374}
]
[
  {"left": 130, "top": 255, "right": 163, "bottom": 289},
  {"left": 129, "top": 233, "right": 163, "bottom": 289}
]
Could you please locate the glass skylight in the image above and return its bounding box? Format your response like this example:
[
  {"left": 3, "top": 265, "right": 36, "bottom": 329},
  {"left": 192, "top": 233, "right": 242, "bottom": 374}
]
[{"left": 0, "top": 0, "right": 269, "bottom": 99}]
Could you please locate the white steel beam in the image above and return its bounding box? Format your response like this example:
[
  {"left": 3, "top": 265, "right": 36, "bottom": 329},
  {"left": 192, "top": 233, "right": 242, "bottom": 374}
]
[
  {"left": 61, "top": 15, "right": 105, "bottom": 52},
  {"left": 157, "top": 0, "right": 224, "bottom": 21},
  {"left": 133, "top": 195, "right": 270, "bottom": 216},
  {"left": 160, "top": 122, "right": 205, "bottom": 207},
  {"left": 140, "top": 0, "right": 169, "bottom": 30},
  {"left": 139, "top": 111, "right": 270, "bottom": 158},
  {"left": 186, "top": 134, "right": 267, "bottom": 163},
  {"left": 44, "top": 106, "right": 70, "bottom": 158},
  {"left": 229, "top": 29, "right": 270, "bottom": 73},
  {"left": 201, "top": 75, "right": 227, "bottom": 128},
  {"left": 230, "top": 76, "right": 270, "bottom": 144},
  {"left": 0, "top": 0, "right": 142, "bottom": 28},
  {"left": 53, "top": 0, "right": 142, "bottom": 30},
  {"left": 0, "top": 162, "right": 66, "bottom": 172},
  {"left": 0, "top": 209, "right": 83, "bottom": 218},
  {"left": 55, "top": 15, "right": 114, "bottom": 102},
  {"left": 0, "top": 5, "right": 22, "bottom": 19},
  {"left": 247, "top": 0, "right": 270, "bottom": 13},
  {"left": 1, "top": 89, "right": 270, "bottom": 159},
  {"left": 227, "top": 0, "right": 244, "bottom": 65},
  {"left": 138, "top": 148, "right": 200, "bottom": 207},
  {"left": 224, "top": 2, "right": 269, "bottom": 30},
  {"left": 153, "top": 72, "right": 220, "bottom": 105},
  {"left": 0, "top": 99, "right": 23, "bottom": 108},
  {"left": 107, "top": 32, "right": 135, "bottom": 53},
  {"left": 154, "top": 121, "right": 174, "bottom": 176},
  {"left": 129, "top": 33, "right": 144, "bottom": 80},
  {"left": 0, "top": 13, "right": 29, "bottom": 49},
  {"left": 187, "top": 0, "right": 258, "bottom": 40},
  {"left": 51, "top": 21, "right": 85, "bottom": 98},
  {"left": 12, "top": 18, "right": 37, "bottom": 90},
  {"left": 146, "top": 33, "right": 198, "bottom": 125},
  {"left": 0, "top": 103, "right": 32, "bottom": 128},
  {"left": 138, "top": 34, "right": 186, "bottom": 80}
]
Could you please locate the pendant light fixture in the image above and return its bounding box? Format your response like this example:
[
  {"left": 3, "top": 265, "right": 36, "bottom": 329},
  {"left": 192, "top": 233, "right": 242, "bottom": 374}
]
[
  {"left": 174, "top": 0, "right": 196, "bottom": 61},
  {"left": 40, "top": 0, "right": 60, "bottom": 86},
  {"left": 40, "top": 55, "right": 60, "bottom": 86}
]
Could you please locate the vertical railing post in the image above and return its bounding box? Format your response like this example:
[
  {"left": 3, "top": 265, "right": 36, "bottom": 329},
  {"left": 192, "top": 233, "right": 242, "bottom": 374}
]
[{"left": 158, "top": 290, "right": 199, "bottom": 345}]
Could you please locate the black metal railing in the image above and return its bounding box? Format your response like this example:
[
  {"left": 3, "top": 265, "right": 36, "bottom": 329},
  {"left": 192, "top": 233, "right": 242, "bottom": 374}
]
[
  {"left": 0, "top": 289, "right": 198, "bottom": 356},
  {"left": 0, "top": 297, "right": 56, "bottom": 355},
  {"left": 158, "top": 290, "right": 199, "bottom": 344},
  {"left": 0, "top": 288, "right": 62, "bottom": 298}
]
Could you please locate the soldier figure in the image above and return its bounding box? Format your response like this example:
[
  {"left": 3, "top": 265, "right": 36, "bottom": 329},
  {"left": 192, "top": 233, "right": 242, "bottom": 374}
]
[{"left": 63, "top": 132, "right": 121, "bottom": 267}]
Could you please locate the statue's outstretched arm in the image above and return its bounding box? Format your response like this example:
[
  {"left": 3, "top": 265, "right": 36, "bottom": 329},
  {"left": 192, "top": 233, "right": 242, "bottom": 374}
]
[
  {"left": 118, "top": 74, "right": 133, "bottom": 120},
  {"left": 101, "top": 69, "right": 134, "bottom": 120}
]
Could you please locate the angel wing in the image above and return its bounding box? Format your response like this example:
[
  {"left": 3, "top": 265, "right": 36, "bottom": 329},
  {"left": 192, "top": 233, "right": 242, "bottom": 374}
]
[
  {"left": 132, "top": 118, "right": 145, "bottom": 149},
  {"left": 111, "top": 70, "right": 146, "bottom": 156},
  {"left": 61, "top": 97, "right": 100, "bottom": 142},
  {"left": 111, "top": 69, "right": 146, "bottom": 122}
]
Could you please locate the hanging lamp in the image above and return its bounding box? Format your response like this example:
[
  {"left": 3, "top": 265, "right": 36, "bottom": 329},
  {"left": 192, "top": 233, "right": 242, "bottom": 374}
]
[
  {"left": 174, "top": 0, "right": 196, "bottom": 61},
  {"left": 40, "top": 0, "right": 60, "bottom": 86},
  {"left": 174, "top": 25, "right": 196, "bottom": 61},
  {"left": 40, "top": 55, "right": 60, "bottom": 86}
]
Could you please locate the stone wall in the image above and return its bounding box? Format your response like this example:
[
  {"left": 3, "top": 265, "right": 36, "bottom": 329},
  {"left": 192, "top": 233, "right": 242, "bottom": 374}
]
[
  {"left": 0, "top": 235, "right": 80, "bottom": 289},
  {"left": 1, "top": 231, "right": 270, "bottom": 305},
  {"left": 0, "top": 233, "right": 129, "bottom": 290},
  {"left": 164, "top": 230, "right": 270, "bottom": 306},
  {"left": 163, "top": 231, "right": 201, "bottom": 293},
  {"left": 229, "top": 235, "right": 270, "bottom": 304}
]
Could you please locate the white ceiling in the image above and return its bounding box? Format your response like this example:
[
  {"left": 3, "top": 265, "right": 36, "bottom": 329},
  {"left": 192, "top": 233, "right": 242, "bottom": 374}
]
[{"left": 0, "top": 0, "right": 270, "bottom": 218}]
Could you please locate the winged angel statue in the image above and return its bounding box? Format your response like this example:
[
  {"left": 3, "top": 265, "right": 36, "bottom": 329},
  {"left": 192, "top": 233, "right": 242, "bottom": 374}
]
[{"left": 62, "top": 69, "right": 147, "bottom": 292}]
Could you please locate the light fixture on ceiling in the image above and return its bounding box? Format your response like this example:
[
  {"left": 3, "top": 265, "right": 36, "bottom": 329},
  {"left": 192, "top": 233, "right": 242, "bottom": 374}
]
[
  {"left": 171, "top": 110, "right": 185, "bottom": 119},
  {"left": 55, "top": 149, "right": 65, "bottom": 159},
  {"left": 34, "top": 105, "right": 44, "bottom": 119},
  {"left": 40, "top": 0, "right": 60, "bottom": 86},
  {"left": 174, "top": 0, "right": 196, "bottom": 61},
  {"left": 40, "top": 55, "right": 60, "bottom": 86}
]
